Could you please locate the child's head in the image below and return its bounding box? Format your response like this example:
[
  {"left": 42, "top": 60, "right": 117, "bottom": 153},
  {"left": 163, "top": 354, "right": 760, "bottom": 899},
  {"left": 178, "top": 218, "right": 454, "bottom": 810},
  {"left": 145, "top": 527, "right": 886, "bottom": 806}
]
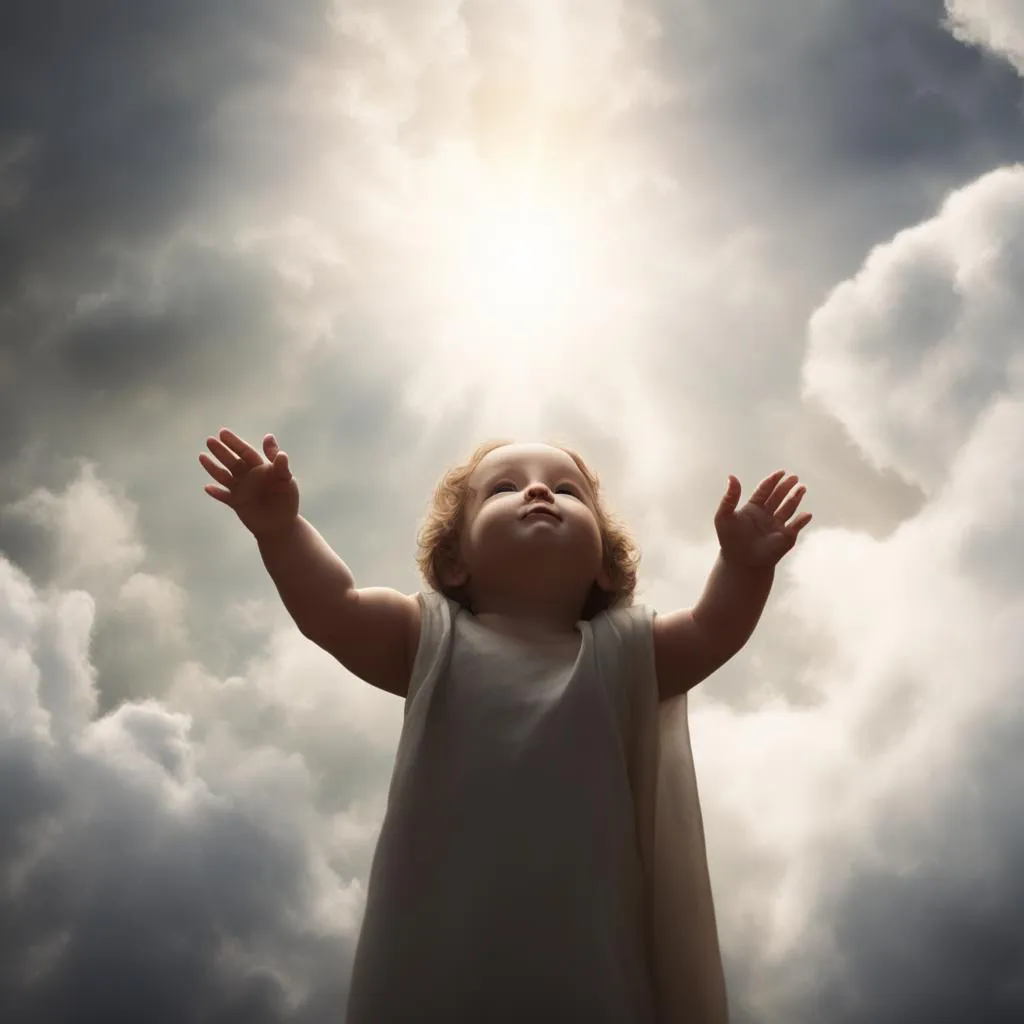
[{"left": 416, "top": 440, "right": 640, "bottom": 621}]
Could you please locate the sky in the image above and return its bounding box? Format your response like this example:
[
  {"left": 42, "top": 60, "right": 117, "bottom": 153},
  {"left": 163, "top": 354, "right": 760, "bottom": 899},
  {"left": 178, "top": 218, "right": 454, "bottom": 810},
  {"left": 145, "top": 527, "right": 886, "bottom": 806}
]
[{"left": 2, "top": 0, "right": 1024, "bottom": 1021}]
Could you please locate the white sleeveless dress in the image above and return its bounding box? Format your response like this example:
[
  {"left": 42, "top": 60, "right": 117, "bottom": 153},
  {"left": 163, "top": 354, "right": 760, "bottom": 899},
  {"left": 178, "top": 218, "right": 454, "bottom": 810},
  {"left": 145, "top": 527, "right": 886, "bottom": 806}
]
[{"left": 345, "top": 589, "right": 727, "bottom": 1024}]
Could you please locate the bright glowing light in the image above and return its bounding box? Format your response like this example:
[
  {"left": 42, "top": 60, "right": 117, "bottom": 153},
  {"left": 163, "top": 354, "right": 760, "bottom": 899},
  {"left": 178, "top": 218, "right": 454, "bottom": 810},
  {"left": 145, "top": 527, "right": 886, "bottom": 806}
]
[
  {"left": 401, "top": 173, "right": 608, "bottom": 432},
  {"left": 456, "top": 199, "right": 577, "bottom": 330},
  {"left": 393, "top": 134, "right": 665, "bottom": 441}
]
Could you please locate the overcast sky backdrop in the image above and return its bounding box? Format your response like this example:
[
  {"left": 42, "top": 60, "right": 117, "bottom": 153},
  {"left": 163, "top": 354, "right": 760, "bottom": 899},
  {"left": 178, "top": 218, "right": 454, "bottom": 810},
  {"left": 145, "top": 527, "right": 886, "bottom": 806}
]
[{"left": 3, "top": 1, "right": 1024, "bottom": 1021}]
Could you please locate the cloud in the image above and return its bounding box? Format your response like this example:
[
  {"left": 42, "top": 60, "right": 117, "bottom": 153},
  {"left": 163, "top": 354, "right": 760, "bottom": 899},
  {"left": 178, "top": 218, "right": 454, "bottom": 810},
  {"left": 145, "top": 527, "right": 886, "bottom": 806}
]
[
  {"left": 804, "top": 164, "right": 1024, "bottom": 492},
  {"left": 947, "top": 0, "right": 1024, "bottom": 72},
  {"left": 0, "top": 0, "right": 341, "bottom": 299},
  {"left": 4, "top": 0, "right": 1024, "bottom": 1021},
  {"left": 0, "top": 454, "right": 414, "bottom": 1020},
  {"left": 692, "top": 164, "right": 1024, "bottom": 1021},
  {"left": 0, "top": 551, "right": 370, "bottom": 1021},
  {"left": 2, "top": 462, "right": 146, "bottom": 591}
]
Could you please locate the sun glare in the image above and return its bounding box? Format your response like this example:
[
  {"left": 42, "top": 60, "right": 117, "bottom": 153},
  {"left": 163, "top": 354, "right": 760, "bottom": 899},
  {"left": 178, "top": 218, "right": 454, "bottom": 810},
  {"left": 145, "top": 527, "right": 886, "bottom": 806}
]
[
  {"left": 398, "top": 148, "right": 637, "bottom": 436},
  {"left": 401, "top": 179, "right": 604, "bottom": 429},
  {"left": 459, "top": 200, "right": 576, "bottom": 327}
]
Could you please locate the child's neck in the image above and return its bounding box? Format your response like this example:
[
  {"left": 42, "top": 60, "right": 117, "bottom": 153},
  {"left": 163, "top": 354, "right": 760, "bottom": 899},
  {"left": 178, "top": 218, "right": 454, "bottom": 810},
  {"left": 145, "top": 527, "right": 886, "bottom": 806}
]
[{"left": 472, "top": 606, "right": 582, "bottom": 644}]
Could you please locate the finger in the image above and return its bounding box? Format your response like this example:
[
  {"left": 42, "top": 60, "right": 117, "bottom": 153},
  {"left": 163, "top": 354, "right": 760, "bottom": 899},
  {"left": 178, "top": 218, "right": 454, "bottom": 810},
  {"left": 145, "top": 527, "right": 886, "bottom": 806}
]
[
  {"left": 274, "top": 451, "right": 291, "bottom": 479},
  {"left": 218, "top": 427, "right": 263, "bottom": 468},
  {"left": 199, "top": 453, "right": 234, "bottom": 488},
  {"left": 204, "top": 484, "right": 235, "bottom": 504},
  {"left": 764, "top": 474, "right": 800, "bottom": 516},
  {"left": 714, "top": 475, "right": 741, "bottom": 521},
  {"left": 775, "top": 484, "right": 806, "bottom": 522},
  {"left": 791, "top": 512, "right": 813, "bottom": 533},
  {"left": 748, "top": 470, "right": 787, "bottom": 507},
  {"left": 263, "top": 433, "right": 280, "bottom": 460},
  {"left": 206, "top": 436, "right": 247, "bottom": 474}
]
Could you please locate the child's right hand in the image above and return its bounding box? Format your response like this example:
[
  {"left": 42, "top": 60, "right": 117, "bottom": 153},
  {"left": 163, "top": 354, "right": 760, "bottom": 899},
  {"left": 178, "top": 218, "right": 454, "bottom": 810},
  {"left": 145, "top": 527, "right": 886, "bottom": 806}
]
[{"left": 200, "top": 428, "right": 300, "bottom": 539}]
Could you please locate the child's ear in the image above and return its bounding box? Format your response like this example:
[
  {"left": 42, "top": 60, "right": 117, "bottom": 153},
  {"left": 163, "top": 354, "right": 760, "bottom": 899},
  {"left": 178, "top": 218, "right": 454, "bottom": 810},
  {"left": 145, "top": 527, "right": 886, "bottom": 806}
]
[{"left": 596, "top": 563, "right": 613, "bottom": 593}]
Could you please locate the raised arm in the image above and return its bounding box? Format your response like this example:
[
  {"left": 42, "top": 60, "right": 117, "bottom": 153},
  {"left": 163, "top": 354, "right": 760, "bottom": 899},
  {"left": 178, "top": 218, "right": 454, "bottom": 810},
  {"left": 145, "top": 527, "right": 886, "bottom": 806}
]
[
  {"left": 653, "top": 470, "right": 812, "bottom": 702},
  {"left": 258, "top": 519, "right": 421, "bottom": 698},
  {"left": 201, "top": 428, "right": 421, "bottom": 697}
]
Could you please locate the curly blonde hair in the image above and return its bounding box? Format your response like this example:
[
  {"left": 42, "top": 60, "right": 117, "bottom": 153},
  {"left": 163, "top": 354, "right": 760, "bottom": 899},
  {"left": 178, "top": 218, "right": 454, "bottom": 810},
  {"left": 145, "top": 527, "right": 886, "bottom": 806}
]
[{"left": 415, "top": 439, "right": 641, "bottom": 620}]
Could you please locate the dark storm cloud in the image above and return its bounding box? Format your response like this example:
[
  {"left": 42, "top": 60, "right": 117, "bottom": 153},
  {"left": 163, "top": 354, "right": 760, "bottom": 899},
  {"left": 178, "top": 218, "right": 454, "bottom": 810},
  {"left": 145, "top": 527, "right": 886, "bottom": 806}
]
[
  {"left": 0, "top": 0, "right": 428, "bottom": 688},
  {"left": 0, "top": 0, "right": 421, "bottom": 517},
  {"left": 0, "top": 3, "right": 386, "bottom": 1021},
  {"left": 652, "top": 0, "right": 1024, "bottom": 209},
  {"left": 3, "top": 0, "right": 1024, "bottom": 1022},
  {"left": 777, "top": 161, "right": 1024, "bottom": 1023},
  {"left": 0, "top": 0, "right": 327, "bottom": 485},
  {"left": 813, "top": 703, "right": 1024, "bottom": 1024},
  {"left": 0, "top": 0, "right": 335, "bottom": 300},
  {"left": 0, "top": 699, "right": 353, "bottom": 1024},
  {"left": 631, "top": 0, "right": 1024, "bottom": 551},
  {"left": 0, "top": 551, "right": 356, "bottom": 1022}
]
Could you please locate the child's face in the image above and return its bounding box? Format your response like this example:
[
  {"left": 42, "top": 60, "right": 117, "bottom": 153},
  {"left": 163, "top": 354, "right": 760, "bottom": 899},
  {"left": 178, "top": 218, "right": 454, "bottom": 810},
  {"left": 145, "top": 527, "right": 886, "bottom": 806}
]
[{"left": 445, "top": 443, "right": 612, "bottom": 613}]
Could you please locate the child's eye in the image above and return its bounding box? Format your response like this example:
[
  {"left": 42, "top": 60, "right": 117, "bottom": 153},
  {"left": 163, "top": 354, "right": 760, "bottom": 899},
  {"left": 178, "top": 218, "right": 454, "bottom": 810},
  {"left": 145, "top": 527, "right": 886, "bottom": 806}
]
[{"left": 490, "top": 481, "right": 580, "bottom": 497}]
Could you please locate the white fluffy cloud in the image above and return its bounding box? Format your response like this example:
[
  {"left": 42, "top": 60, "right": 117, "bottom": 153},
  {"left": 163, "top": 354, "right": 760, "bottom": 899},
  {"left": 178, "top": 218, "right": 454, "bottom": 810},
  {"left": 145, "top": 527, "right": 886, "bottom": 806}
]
[
  {"left": 0, "top": 549, "right": 359, "bottom": 1016},
  {"left": 0, "top": 461, "right": 409, "bottom": 1017},
  {"left": 803, "top": 165, "right": 1024, "bottom": 493},
  {"left": 695, "top": 160, "right": 1024, "bottom": 1019},
  {"left": 2, "top": 463, "right": 146, "bottom": 591},
  {"left": 947, "top": 0, "right": 1024, "bottom": 72}
]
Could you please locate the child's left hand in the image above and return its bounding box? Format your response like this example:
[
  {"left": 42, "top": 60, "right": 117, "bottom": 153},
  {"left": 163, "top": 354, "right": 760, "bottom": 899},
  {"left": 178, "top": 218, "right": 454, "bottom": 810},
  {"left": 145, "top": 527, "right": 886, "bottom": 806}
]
[{"left": 714, "top": 470, "right": 812, "bottom": 568}]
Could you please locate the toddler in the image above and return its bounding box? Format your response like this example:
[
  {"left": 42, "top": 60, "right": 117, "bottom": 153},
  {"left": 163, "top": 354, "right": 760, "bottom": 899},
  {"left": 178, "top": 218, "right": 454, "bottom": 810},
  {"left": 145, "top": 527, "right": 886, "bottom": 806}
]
[{"left": 200, "top": 427, "right": 811, "bottom": 1023}]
